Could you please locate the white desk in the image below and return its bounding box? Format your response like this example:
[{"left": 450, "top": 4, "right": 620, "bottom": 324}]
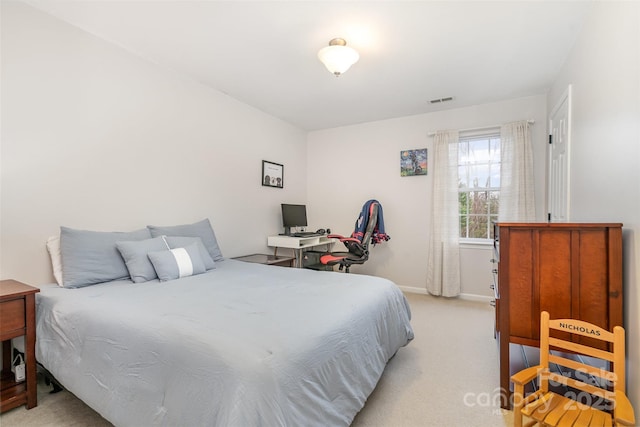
[{"left": 267, "top": 235, "right": 336, "bottom": 268}]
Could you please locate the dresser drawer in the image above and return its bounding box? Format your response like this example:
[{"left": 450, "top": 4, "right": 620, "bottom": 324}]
[{"left": 0, "top": 298, "right": 25, "bottom": 335}]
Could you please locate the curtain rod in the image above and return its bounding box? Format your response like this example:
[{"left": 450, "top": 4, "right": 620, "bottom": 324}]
[{"left": 428, "top": 119, "right": 535, "bottom": 137}]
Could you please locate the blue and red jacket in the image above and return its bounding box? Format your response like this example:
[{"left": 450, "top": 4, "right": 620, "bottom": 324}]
[{"left": 352, "top": 199, "right": 390, "bottom": 245}]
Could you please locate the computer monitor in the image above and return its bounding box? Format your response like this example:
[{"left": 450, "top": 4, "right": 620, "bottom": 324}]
[{"left": 281, "top": 204, "right": 307, "bottom": 236}]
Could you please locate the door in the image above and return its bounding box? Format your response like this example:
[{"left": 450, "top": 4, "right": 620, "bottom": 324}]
[{"left": 548, "top": 85, "right": 571, "bottom": 222}]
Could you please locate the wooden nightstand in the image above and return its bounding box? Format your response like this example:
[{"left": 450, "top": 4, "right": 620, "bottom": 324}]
[
  {"left": 232, "top": 253, "right": 295, "bottom": 267},
  {"left": 0, "top": 280, "right": 40, "bottom": 413}
]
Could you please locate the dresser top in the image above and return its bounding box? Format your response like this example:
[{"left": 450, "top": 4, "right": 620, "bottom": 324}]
[{"left": 495, "top": 222, "right": 622, "bottom": 228}]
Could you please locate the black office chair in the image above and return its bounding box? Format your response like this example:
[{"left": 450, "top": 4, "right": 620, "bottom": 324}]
[{"left": 319, "top": 200, "right": 390, "bottom": 273}]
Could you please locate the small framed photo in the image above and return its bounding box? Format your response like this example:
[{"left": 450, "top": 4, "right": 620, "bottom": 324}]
[
  {"left": 401, "top": 148, "right": 427, "bottom": 176},
  {"left": 262, "top": 160, "right": 284, "bottom": 188}
]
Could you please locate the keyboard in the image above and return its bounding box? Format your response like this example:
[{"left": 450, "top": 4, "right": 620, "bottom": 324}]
[{"left": 291, "top": 232, "right": 319, "bottom": 237}]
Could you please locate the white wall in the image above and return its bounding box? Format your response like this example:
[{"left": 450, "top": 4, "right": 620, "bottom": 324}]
[
  {"left": 307, "top": 95, "right": 548, "bottom": 297},
  {"left": 547, "top": 1, "right": 640, "bottom": 411},
  {"left": 0, "top": 2, "right": 307, "bottom": 285}
]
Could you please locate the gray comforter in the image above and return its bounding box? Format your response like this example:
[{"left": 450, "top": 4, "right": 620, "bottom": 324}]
[{"left": 35, "top": 259, "right": 414, "bottom": 426}]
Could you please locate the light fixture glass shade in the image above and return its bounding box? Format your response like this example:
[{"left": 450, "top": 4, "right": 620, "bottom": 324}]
[{"left": 318, "top": 39, "right": 359, "bottom": 76}]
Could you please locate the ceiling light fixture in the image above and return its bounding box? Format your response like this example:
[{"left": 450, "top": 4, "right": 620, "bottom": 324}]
[{"left": 318, "top": 38, "right": 359, "bottom": 77}]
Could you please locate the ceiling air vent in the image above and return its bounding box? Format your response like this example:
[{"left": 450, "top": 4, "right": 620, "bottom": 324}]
[{"left": 430, "top": 96, "right": 454, "bottom": 104}]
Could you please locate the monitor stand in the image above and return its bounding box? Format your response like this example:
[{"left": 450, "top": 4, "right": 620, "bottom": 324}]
[{"left": 280, "top": 226, "right": 292, "bottom": 236}]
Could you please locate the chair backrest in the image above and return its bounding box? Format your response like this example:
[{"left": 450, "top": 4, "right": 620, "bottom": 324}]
[
  {"left": 538, "top": 311, "right": 625, "bottom": 412},
  {"left": 359, "top": 203, "right": 379, "bottom": 252},
  {"left": 341, "top": 202, "right": 379, "bottom": 259},
  {"left": 346, "top": 202, "right": 378, "bottom": 254}
]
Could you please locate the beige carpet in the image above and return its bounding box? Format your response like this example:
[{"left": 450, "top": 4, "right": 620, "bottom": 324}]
[{"left": 1, "top": 293, "right": 514, "bottom": 426}]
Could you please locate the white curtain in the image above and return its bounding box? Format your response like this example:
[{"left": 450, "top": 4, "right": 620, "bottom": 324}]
[
  {"left": 499, "top": 121, "right": 536, "bottom": 221},
  {"left": 427, "top": 130, "right": 460, "bottom": 297}
]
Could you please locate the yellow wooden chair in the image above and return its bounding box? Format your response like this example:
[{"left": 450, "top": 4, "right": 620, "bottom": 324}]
[{"left": 511, "top": 311, "right": 635, "bottom": 427}]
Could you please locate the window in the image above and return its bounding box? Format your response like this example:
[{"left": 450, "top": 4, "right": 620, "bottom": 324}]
[{"left": 458, "top": 132, "right": 500, "bottom": 240}]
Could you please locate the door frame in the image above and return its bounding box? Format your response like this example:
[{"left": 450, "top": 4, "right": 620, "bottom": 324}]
[{"left": 547, "top": 84, "right": 572, "bottom": 222}]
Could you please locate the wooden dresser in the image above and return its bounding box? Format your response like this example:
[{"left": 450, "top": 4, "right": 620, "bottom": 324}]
[
  {"left": 492, "top": 223, "right": 623, "bottom": 409},
  {"left": 0, "top": 280, "right": 40, "bottom": 413}
]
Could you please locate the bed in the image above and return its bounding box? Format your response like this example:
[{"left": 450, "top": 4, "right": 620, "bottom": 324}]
[{"left": 35, "top": 256, "right": 414, "bottom": 426}]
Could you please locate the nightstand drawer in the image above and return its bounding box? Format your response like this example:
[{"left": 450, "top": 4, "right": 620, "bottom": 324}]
[{"left": 0, "top": 299, "right": 25, "bottom": 335}]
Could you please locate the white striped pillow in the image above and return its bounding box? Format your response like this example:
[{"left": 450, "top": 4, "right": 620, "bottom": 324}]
[{"left": 147, "top": 243, "right": 206, "bottom": 282}]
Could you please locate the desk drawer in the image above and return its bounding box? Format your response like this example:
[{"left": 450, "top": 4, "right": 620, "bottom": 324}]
[{"left": 0, "top": 299, "right": 25, "bottom": 335}]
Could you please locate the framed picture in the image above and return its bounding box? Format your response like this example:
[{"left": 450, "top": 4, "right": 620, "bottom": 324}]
[
  {"left": 262, "top": 160, "right": 284, "bottom": 188},
  {"left": 400, "top": 148, "right": 427, "bottom": 176}
]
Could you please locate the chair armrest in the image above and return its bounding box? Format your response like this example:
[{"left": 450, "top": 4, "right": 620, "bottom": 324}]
[
  {"left": 327, "top": 234, "right": 346, "bottom": 239},
  {"left": 328, "top": 235, "right": 360, "bottom": 243},
  {"left": 615, "top": 392, "right": 636, "bottom": 426},
  {"left": 511, "top": 365, "right": 542, "bottom": 385}
]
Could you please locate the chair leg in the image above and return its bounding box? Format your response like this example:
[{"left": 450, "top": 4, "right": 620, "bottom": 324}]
[{"left": 513, "top": 384, "right": 525, "bottom": 427}]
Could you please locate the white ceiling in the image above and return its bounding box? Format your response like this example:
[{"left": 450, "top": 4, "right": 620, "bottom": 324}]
[{"left": 23, "top": 0, "right": 592, "bottom": 130}]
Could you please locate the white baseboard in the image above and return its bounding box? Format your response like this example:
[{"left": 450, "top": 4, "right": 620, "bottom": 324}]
[
  {"left": 458, "top": 293, "right": 493, "bottom": 303},
  {"left": 397, "top": 285, "right": 427, "bottom": 295},
  {"left": 398, "top": 286, "right": 493, "bottom": 303}
]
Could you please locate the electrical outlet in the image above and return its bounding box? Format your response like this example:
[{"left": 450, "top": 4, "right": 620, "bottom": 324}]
[{"left": 15, "top": 363, "right": 25, "bottom": 382}]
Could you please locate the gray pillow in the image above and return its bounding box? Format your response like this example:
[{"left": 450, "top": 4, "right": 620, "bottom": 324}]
[
  {"left": 164, "top": 236, "right": 215, "bottom": 270},
  {"left": 115, "top": 237, "right": 170, "bottom": 283},
  {"left": 147, "top": 219, "right": 223, "bottom": 261},
  {"left": 147, "top": 243, "right": 206, "bottom": 282},
  {"left": 60, "top": 226, "right": 152, "bottom": 288}
]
